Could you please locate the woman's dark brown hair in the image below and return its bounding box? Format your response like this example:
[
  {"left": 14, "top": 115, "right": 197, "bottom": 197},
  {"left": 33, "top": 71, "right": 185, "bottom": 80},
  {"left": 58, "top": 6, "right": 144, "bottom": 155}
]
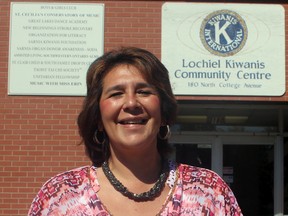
[{"left": 77, "top": 47, "right": 177, "bottom": 166}]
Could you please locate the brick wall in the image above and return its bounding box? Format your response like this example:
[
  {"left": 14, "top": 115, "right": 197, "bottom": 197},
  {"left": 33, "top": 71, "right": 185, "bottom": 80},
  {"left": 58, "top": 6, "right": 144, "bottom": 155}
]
[{"left": 0, "top": 1, "right": 287, "bottom": 215}]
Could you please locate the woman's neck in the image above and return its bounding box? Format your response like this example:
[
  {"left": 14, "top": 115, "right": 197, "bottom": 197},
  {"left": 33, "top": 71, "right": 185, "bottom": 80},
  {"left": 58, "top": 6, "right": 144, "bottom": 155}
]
[{"left": 108, "top": 149, "right": 162, "bottom": 184}]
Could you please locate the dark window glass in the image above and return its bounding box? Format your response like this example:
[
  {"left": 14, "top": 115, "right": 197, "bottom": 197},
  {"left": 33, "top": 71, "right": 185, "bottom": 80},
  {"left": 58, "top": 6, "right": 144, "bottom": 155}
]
[{"left": 224, "top": 145, "right": 274, "bottom": 216}]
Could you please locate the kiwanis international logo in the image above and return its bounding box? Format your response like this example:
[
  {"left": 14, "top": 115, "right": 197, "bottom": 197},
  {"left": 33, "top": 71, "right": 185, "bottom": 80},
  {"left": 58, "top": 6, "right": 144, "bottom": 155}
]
[{"left": 200, "top": 10, "right": 247, "bottom": 57}]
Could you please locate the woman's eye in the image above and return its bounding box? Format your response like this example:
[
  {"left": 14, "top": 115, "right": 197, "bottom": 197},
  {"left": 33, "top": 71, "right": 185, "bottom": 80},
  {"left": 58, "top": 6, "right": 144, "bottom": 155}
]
[
  {"left": 110, "top": 92, "right": 123, "bottom": 97},
  {"left": 137, "top": 90, "right": 152, "bottom": 95}
]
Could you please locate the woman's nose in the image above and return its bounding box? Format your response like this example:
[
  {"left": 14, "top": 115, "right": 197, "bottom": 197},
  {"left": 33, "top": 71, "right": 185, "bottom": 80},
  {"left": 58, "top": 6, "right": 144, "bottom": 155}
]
[{"left": 123, "top": 94, "right": 140, "bottom": 110}]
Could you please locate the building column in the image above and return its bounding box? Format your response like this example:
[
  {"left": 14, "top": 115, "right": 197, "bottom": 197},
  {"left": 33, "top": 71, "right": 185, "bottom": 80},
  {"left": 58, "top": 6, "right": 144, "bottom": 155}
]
[
  {"left": 274, "top": 136, "right": 284, "bottom": 216},
  {"left": 212, "top": 136, "right": 223, "bottom": 177}
]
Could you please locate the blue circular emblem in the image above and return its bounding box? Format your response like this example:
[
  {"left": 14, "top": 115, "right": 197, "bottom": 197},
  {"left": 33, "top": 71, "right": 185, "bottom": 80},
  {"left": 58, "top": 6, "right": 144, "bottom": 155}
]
[{"left": 200, "top": 10, "right": 247, "bottom": 57}]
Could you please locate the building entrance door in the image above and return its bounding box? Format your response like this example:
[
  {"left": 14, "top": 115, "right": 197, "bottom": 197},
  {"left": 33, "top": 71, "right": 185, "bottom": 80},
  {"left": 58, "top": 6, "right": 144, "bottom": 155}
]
[{"left": 223, "top": 144, "right": 274, "bottom": 216}]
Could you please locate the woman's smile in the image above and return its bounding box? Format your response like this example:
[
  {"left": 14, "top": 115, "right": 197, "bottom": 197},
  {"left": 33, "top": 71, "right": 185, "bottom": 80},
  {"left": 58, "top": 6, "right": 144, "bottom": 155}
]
[{"left": 118, "top": 117, "right": 148, "bottom": 125}]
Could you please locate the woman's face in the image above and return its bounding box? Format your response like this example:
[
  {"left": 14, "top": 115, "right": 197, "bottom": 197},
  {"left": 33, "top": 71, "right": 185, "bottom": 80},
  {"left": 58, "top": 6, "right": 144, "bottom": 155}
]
[{"left": 99, "top": 64, "right": 162, "bottom": 153}]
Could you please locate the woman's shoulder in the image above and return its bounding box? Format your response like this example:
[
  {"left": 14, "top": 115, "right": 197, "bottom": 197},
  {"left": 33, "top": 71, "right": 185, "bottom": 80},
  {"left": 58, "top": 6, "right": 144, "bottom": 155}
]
[
  {"left": 28, "top": 166, "right": 92, "bottom": 215},
  {"left": 33, "top": 166, "right": 92, "bottom": 203},
  {"left": 177, "top": 163, "right": 228, "bottom": 188},
  {"left": 42, "top": 165, "right": 90, "bottom": 189},
  {"left": 167, "top": 163, "right": 243, "bottom": 215}
]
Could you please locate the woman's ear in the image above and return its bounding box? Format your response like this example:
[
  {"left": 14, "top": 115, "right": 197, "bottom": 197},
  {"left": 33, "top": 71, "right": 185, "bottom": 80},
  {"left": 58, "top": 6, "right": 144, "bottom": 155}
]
[{"left": 160, "top": 120, "right": 167, "bottom": 126}]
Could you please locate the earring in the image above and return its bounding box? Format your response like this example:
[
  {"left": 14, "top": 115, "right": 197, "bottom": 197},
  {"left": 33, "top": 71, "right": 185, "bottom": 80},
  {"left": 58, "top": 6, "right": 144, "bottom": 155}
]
[
  {"left": 93, "top": 130, "right": 106, "bottom": 144},
  {"left": 158, "top": 125, "right": 171, "bottom": 140}
]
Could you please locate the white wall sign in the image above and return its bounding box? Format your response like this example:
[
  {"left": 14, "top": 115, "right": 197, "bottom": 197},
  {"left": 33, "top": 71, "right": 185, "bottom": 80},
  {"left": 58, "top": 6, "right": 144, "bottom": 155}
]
[
  {"left": 162, "top": 3, "right": 285, "bottom": 96},
  {"left": 8, "top": 2, "right": 104, "bottom": 96}
]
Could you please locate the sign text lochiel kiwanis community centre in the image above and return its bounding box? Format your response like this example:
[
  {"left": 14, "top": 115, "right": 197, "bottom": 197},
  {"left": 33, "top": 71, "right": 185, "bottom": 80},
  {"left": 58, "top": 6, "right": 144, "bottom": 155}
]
[{"left": 162, "top": 3, "right": 285, "bottom": 96}]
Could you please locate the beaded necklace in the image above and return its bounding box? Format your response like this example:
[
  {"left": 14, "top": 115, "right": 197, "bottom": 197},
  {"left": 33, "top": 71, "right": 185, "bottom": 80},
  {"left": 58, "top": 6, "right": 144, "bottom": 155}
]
[{"left": 102, "top": 160, "right": 169, "bottom": 202}]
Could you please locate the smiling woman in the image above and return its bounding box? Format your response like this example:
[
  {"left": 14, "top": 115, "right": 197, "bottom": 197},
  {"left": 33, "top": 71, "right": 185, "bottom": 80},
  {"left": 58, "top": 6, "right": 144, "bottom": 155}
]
[
  {"left": 78, "top": 47, "right": 177, "bottom": 167},
  {"left": 28, "top": 47, "right": 243, "bottom": 216}
]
